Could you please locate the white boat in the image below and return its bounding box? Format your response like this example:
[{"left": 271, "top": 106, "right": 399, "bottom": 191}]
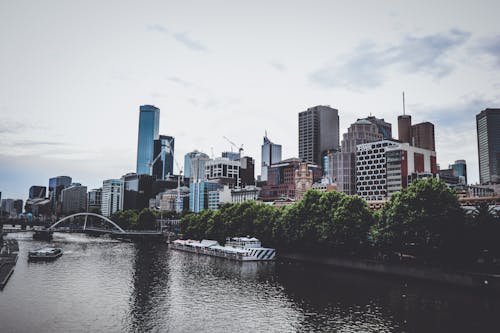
[
  {"left": 171, "top": 237, "right": 276, "bottom": 261},
  {"left": 28, "top": 247, "right": 63, "bottom": 261}
]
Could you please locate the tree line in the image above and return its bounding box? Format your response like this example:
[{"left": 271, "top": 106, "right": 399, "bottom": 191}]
[{"left": 180, "top": 178, "right": 500, "bottom": 269}]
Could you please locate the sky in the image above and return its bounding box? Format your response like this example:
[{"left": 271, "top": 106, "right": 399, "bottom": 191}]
[{"left": 1, "top": 0, "right": 500, "bottom": 199}]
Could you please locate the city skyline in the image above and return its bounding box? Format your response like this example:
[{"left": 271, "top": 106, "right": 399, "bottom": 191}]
[{"left": 2, "top": 0, "right": 500, "bottom": 199}]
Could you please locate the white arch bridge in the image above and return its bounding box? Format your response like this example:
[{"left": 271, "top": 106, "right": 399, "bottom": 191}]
[{"left": 49, "top": 212, "right": 126, "bottom": 234}]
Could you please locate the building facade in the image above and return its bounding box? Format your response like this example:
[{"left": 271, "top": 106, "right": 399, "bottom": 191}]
[
  {"left": 239, "top": 156, "right": 255, "bottom": 187},
  {"left": 476, "top": 108, "right": 500, "bottom": 184},
  {"left": 356, "top": 140, "right": 437, "bottom": 201},
  {"left": 136, "top": 104, "right": 160, "bottom": 175},
  {"left": 261, "top": 135, "right": 282, "bottom": 181},
  {"left": 121, "top": 173, "right": 154, "bottom": 211},
  {"left": 153, "top": 135, "right": 174, "bottom": 180},
  {"left": 48, "top": 176, "right": 72, "bottom": 213},
  {"left": 260, "top": 158, "right": 322, "bottom": 201},
  {"left": 87, "top": 188, "right": 102, "bottom": 212},
  {"left": 61, "top": 184, "right": 87, "bottom": 214},
  {"left": 397, "top": 114, "right": 436, "bottom": 151},
  {"left": 331, "top": 119, "right": 383, "bottom": 195},
  {"left": 189, "top": 180, "right": 220, "bottom": 213},
  {"left": 298, "top": 105, "right": 339, "bottom": 167},
  {"left": 101, "top": 179, "right": 123, "bottom": 217},
  {"left": 451, "top": 159, "right": 467, "bottom": 185},
  {"left": 185, "top": 151, "right": 210, "bottom": 182},
  {"left": 205, "top": 157, "right": 241, "bottom": 188},
  {"left": 29, "top": 186, "right": 46, "bottom": 199}
]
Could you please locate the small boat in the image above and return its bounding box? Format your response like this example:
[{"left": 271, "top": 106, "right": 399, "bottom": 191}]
[{"left": 28, "top": 247, "right": 63, "bottom": 261}]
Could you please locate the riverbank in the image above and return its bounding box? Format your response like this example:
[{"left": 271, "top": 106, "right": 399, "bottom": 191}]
[
  {"left": 281, "top": 252, "right": 500, "bottom": 292},
  {"left": 0, "top": 239, "right": 19, "bottom": 289}
]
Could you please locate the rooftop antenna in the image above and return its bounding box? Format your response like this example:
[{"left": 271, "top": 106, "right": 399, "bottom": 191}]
[{"left": 402, "top": 91, "right": 406, "bottom": 115}]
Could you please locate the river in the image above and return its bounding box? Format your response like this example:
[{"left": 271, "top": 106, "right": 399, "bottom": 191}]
[{"left": 1, "top": 232, "right": 499, "bottom": 332}]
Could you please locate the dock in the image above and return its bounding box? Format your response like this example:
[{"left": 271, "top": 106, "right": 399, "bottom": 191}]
[{"left": 0, "top": 239, "right": 19, "bottom": 289}]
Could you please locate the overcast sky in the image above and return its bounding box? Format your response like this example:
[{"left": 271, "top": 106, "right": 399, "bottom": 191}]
[{"left": 1, "top": 0, "right": 500, "bottom": 199}]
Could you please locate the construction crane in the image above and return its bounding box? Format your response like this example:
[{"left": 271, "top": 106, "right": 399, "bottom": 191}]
[
  {"left": 174, "top": 159, "right": 183, "bottom": 213},
  {"left": 222, "top": 136, "right": 244, "bottom": 156}
]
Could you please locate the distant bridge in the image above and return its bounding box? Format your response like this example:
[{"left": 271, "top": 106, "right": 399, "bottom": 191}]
[
  {"left": 2, "top": 213, "right": 164, "bottom": 241},
  {"left": 48, "top": 212, "right": 126, "bottom": 233}
]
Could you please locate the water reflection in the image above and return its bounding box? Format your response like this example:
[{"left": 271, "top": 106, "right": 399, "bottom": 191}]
[{"left": 1, "top": 233, "right": 500, "bottom": 333}]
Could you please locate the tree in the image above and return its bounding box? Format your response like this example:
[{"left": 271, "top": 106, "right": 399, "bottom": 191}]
[
  {"left": 110, "top": 210, "right": 138, "bottom": 230},
  {"left": 373, "top": 178, "right": 465, "bottom": 264},
  {"left": 136, "top": 209, "right": 157, "bottom": 230}
]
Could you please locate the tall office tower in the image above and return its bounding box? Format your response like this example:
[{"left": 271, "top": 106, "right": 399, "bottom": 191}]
[
  {"left": 87, "top": 188, "right": 102, "bottom": 212},
  {"left": 364, "top": 116, "right": 392, "bottom": 139},
  {"left": 121, "top": 173, "right": 154, "bottom": 211},
  {"left": 411, "top": 122, "right": 435, "bottom": 151},
  {"left": 398, "top": 115, "right": 412, "bottom": 143},
  {"left": 188, "top": 151, "right": 210, "bottom": 182},
  {"left": 136, "top": 105, "right": 160, "bottom": 175},
  {"left": 477, "top": 108, "right": 500, "bottom": 184},
  {"left": 184, "top": 150, "right": 206, "bottom": 179},
  {"left": 332, "top": 119, "right": 383, "bottom": 195},
  {"left": 239, "top": 156, "right": 255, "bottom": 187},
  {"left": 48, "top": 176, "right": 72, "bottom": 212},
  {"left": 101, "top": 179, "right": 123, "bottom": 217},
  {"left": 29, "top": 186, "right": 46, "bottom": 199},
  {"left": 153, "top": 135, "right": 174, "bottom": 180},
  {"left": 451, "top": 159, "right": 467, "bottom": 184},
  {"left": 298, "top": 105, "right": 339, "bottom": 168},
  {"left": 61, "top": 184, "right": 87, "bottom": 214},
  {"left": 261, "top": 134, "right": 282, "bottom": 182}
]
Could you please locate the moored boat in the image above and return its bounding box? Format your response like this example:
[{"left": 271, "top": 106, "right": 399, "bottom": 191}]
[
  {"left": 28, "top": 247, "right": 63, "bottom": 261},
  {"left": 171, "top": 237, "right": 276, "bottom": 261}
]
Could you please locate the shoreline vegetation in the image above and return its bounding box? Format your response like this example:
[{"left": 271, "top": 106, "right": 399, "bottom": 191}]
[{"left": 180, "top": 178, "right": 500, "bottom": 278}]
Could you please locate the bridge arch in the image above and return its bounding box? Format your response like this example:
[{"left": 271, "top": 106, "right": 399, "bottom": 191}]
[{"left": 49, "top": 212, "right": 126, "bottom": 233}]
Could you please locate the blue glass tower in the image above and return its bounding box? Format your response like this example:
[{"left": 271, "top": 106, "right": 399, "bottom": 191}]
[
  {"left": 153, "top": 135, "right": 175, "bottom": 180},
  {"left": 136, "top": 105, "right": 160, "bottom": 175}
]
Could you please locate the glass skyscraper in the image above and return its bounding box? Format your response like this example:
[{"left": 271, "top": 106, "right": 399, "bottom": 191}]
[
  {"left": 153, "top": 135, "right": 175, "bottom": 180},
  {"left": 261, "top": 135, "right": 282, "bottom": 182},
  {"left": 136, "top": 105, "right": 160, "bottom": 175},
  {"left": 477, "top": 109, "right": 500, "bottom": 184}
]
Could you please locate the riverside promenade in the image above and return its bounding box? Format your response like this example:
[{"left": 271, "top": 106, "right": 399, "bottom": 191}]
[
  {"left": 0, "top": 235, "right": 19, "bottom": 289},
  {"left": 282, "top": 252, "right": 500, "bottom": 292}
]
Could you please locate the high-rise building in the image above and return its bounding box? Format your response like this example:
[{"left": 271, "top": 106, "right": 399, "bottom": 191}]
[
  {"left": 477, "top": 109, "right": 500, "bottom": 184},
  {"left": 411, "top": 122, "right": 435, "bottom": 151},
  {"left": 48, "top": 176, "right": 72, "bottom": 213},
  {"left": 451, "top": 160, "right": 467, "bottom": 185},
  {"left": 331, "top": 119, "right": 383, "bottom": 195},
  {"left": 398, "top": 115, "right": 412, "bottom": 143},
  {"left": 239, "top": 156, "right": 255, "bottom": 187},
  {"left": 121, "top": 173, "right": 154, "bottom": 211},
  {"left": 184, "top": 151, "right": 209, "bottom": 181},
  {"left": 298, "top": 105, "right": 339, "bottom": 167},
  {"left": 205, "top": 157, "right": 241, "bottom": 188},
  {"left": 136, "top": 105, "right": 160, "bottom": 175},
  {"left": 364, "top": 116, "right": 392, "bottom": 139},
  {"left": 397, "top": 114, "right": 435, "bottom": 151},
  {"left": 153, "top": 135, "right": 174, "bottom": 180},
  {"left": 101, "top": 179, "right": 123, "bottom": 217},
  {"left": 356, "top": 140, "right": 437, "bottom": 201},
  {"left": 61, "top": 184, "right": 87, "bottom": 214},
  {"left": 29, "top": 186, "right": 46, "bottom": 199},
  {"left": 189, "top": 180, "right": 220, "bottom": 213},
  {"left": 261, "top": 135, "right": 282, "bottom": 182},
  {"left": 87, "top": 188, "right": 102, "bottom": 212}
]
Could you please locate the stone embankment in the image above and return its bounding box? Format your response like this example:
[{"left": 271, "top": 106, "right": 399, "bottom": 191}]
[
  {"left": 281, "top": 252, "right": 500, "bottom": 292},
  {"left": 0, "top": 236, "right": 19, "bottom": 289}
]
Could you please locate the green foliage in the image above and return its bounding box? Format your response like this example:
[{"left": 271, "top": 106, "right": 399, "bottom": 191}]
[
  {"left": 372, "top": 178, "right": 465, "bottom": 262},
  {"left": 110, "top": 210, "right": 138, "bottom": 230},
  {"left": 137, "top": 208, "right": 157, "bottom": 230}
]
